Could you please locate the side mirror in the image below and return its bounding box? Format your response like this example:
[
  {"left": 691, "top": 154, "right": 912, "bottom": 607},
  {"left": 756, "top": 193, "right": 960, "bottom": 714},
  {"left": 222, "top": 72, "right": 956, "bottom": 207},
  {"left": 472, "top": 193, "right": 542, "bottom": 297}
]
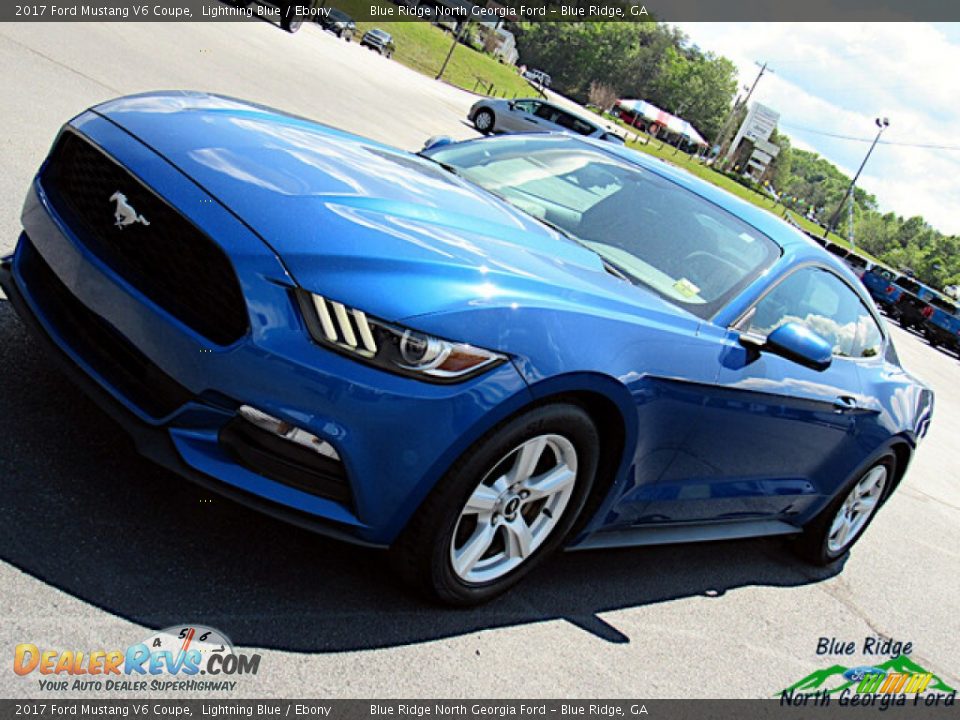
[
  {"left": 422, "top": 135, "right": 454, "bottom": 152},
  {"left": 507, "top": 100, "right": 516, "bottom": 110},
  {"left": 761, "top": 322, "right": 833, "bottom": 371}
]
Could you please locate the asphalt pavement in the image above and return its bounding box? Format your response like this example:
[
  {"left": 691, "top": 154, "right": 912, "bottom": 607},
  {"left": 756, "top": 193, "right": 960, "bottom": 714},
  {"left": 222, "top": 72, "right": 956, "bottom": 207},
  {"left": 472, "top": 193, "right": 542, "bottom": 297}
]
[{"left": 1, "top": 20, "right": 958, "bottom": 699}]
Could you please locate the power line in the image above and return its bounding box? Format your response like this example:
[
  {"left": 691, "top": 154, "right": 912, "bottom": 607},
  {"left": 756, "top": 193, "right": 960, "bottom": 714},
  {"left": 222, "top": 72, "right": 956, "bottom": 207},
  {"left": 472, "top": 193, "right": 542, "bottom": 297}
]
[{"left": 779, "top": 122, "right": 960, "bottom": 151}]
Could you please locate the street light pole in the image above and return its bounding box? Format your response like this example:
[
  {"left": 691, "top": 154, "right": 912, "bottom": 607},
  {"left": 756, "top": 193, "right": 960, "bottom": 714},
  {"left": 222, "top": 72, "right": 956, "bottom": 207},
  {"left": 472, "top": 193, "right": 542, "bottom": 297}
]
[{"left": 822, "top": 117, "right": 889, "bottom": 239}]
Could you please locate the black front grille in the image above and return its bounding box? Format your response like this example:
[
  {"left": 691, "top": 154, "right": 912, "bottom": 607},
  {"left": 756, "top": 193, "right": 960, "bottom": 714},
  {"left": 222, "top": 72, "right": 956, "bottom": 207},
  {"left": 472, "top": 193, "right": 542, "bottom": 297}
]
[
  {"left": 18, "top": 238, "right": 194, "bottom": 418},
  {"left": 41, "top": 131, "right": 248, "bottom": 345}
]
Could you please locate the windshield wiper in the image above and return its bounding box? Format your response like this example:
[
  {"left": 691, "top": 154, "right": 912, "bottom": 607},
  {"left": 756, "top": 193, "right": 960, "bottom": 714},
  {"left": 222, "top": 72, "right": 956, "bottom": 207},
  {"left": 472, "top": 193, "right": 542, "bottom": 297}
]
[
  {"left": 417, "top": 153, "right": 462, "bottom": 177},
  {"left": 527, "top": 216, "right": 636, "bottom": 283}
]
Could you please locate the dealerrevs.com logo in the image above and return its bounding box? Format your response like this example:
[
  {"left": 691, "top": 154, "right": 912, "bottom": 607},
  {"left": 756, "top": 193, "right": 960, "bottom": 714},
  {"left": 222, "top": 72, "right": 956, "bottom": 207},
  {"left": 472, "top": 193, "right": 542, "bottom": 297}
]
[{"left": 13, "top": 625, "right": 261, "bottom": 692}]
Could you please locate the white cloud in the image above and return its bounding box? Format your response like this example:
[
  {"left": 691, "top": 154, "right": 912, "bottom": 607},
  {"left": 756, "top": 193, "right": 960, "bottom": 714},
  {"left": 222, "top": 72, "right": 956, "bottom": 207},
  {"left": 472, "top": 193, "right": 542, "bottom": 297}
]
[{"left": 674, "top": 22, "right": 960, "bottom": 235}]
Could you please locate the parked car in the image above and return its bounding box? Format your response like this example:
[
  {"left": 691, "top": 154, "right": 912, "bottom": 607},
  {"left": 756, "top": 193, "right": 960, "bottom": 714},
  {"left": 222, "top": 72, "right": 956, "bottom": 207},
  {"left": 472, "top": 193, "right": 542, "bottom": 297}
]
[
  {"left": 318, "top": 8, "right": 355, "bottom": 40},
  {"left": 890, "top": 275, "right": 936, "bottom": 331},
  {"left": 922, "top": 294, "right": 960, "bottom": 354},
  {"left": 238, "top": 0, "right": 312, "bottom": 32},
  {"left": 861, "top": 265, "right": 902, "bottom": 312},
  {"left": 360, "top": 28, "right": 394, "bottom": 58},
  {"left": 522, "top": 68, "right": 552, "bottom": 88},
  {"left": 842, "top": 252, "right": 870, "bottom": 279},
  {"left": 823, "top": 241, "right": 849, "bottom": 260},
  {"left": 1, "top": 92, "right": 932, "bottom": 605},
  {"left": 468, "top": 98, "right": 625, "bottom": 144}
]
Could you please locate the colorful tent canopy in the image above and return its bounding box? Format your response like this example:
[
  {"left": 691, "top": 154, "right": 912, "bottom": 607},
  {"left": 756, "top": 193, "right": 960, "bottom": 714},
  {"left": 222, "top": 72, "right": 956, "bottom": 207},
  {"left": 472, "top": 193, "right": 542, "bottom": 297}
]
[{"left": 616, "top": 99, "right": 708, "bottom": 146}]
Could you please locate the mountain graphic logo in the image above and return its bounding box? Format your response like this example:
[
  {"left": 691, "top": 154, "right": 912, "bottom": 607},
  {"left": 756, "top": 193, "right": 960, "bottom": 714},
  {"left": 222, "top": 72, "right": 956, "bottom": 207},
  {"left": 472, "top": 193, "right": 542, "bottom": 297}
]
[{"left": 780, "top": 655, "right": 956, "bottom": 696}]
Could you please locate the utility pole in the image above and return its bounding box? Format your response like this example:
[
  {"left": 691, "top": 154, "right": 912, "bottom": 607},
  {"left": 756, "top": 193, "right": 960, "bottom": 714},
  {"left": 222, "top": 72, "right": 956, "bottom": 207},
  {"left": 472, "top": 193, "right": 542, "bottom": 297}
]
[
  {"left": 848, "top": 183, "right": 855, "bottom": 250},
  {"left": 716, "top": 61, "right": 773, "bottom": 169},
  {"left": 822, "top": 117, "right": 889, "bottom": 240},
  {"left": 436, "top": 16, "right": 471, "bottom": 81}
]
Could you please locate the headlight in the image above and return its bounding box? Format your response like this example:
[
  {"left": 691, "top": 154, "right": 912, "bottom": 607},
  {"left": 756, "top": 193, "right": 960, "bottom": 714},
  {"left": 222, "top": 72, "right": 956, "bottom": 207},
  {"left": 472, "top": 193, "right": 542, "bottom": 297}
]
[{"left": 295, "top": 291, "right": 506, "bottom": 382}]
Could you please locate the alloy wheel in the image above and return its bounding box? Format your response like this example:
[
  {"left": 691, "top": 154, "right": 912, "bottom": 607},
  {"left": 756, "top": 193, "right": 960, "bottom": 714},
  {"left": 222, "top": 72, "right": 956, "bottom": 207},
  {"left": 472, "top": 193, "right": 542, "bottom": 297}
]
[
  {"left": 826, "top": 465, "right": 887, "bottom": 554},
  {"left": 449, "top": 434, "right": 578, "bottom": 583},
  {"left": 474, "top": 111, "right": 493, "bottom": 132}
]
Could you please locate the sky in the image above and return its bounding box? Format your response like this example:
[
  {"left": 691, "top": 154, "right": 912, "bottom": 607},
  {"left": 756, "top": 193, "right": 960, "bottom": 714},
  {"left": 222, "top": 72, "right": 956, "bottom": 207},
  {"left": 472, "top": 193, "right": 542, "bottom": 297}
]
[{"left": 673, "top": 22, "right": 960, "bottom": 236}]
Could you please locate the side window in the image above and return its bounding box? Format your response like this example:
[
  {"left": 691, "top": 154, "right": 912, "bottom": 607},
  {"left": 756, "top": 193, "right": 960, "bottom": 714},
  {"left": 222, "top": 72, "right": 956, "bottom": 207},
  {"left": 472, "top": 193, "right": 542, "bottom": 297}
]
[
  {"left": 534, "top": 103, "right": 558, "bottom": 121},
  {"left": 554, "top": 112, "right": 596, "bottom": 135},
  {"left": 512, "top": 100, "right": 537, "bottom": 114},
  {"left": 745, "top": 268, "right": 883, "bottom": 358}
]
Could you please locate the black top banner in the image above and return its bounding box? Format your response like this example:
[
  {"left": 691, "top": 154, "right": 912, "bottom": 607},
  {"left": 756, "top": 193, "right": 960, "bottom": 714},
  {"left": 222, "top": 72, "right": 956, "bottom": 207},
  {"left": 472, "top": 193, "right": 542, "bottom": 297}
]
[{"left": 3, "top": 0, "right": 960, "bottom": 23}]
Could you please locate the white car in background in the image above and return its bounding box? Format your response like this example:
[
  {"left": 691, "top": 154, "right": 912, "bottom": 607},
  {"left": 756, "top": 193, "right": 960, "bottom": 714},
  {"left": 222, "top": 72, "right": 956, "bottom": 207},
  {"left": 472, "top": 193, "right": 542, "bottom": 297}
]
[
  {"left": 521, "top": 68, "right": 552, "bottom": 87},
  {"left": 468, "top": 98, "right": 625, "bottom": 144}
]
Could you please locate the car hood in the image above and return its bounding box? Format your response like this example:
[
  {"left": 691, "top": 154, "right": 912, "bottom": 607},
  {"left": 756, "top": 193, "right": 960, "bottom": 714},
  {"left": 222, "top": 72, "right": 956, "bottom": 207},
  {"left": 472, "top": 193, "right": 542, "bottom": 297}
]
[{"left": 90, "top": 92, "right": 683, "bottom": 324}]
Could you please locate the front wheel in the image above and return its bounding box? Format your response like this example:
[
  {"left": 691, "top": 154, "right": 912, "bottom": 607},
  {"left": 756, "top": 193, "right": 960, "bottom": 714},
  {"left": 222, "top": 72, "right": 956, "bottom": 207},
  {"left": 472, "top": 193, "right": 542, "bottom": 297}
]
[
  {"left": 473, "top": 108, "right": 495, "bottom": 134},
  {"left": 794, "top": 455, "right": 893, "bottom": 565},
  {"left": 392, "top": 404, "right": 599, "bottom": 606}
]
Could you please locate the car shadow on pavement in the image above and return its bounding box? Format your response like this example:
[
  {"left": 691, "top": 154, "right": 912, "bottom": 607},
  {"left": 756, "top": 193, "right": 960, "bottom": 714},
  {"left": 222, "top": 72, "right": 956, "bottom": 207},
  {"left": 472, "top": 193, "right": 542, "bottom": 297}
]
[{"left": 0, "top": 302, "right": 841, "bottom": 651}]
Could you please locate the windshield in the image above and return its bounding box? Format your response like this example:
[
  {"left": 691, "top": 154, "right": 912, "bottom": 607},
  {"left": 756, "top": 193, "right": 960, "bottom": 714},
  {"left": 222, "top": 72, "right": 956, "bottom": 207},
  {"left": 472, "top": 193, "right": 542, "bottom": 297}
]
[
  {"left": 425, "top": 136, "right": 780, "bottom": 317},
  {"left": 930, "top": 295, "right": 956, "bottom": 313},
  {"left": 895, "top": 276, "right": 921, "bottom": 294}
]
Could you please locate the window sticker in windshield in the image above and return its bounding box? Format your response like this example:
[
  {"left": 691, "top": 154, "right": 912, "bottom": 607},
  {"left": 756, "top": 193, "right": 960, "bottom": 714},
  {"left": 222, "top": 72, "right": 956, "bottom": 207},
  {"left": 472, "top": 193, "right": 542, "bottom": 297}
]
[{"left": 674, "top": 278, "right": 701, "bottom": 299}]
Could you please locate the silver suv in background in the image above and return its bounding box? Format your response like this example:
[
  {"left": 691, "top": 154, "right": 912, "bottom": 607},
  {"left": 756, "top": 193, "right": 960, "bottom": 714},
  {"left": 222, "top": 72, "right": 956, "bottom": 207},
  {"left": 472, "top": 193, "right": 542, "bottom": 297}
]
[
  {"left": 468, "top": 98, "right": 625, "bottom": 144},
  {"left": 360, "top": 28, "right": 395, "bottom": 58},
  {"left": 522, "top": 68, "right": 552, "bottom": 88}
]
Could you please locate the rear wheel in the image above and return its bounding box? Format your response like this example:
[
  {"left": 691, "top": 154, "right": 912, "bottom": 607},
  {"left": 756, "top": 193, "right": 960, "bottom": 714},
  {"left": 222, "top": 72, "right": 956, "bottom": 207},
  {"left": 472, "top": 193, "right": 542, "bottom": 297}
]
[
  {"left": 473, "top": 108, "right": 495, "bottom": 134},
  {"left": 393, "top": 404, "right": 599, "bottom": 606},
  {"left": 794, "top": 455, "right": 893, "bottom": 565}
]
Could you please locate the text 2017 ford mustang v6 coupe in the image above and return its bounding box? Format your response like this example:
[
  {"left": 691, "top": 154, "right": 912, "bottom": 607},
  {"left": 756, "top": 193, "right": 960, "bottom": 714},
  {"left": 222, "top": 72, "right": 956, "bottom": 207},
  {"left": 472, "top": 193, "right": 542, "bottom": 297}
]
[{"left": 1, "top": 92, "right": 932, "bottom": 605}]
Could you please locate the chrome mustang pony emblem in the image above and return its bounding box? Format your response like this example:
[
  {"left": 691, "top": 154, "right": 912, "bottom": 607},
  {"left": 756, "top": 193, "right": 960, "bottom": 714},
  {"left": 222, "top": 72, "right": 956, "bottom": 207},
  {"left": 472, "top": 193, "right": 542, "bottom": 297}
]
[{"left": 109, "top": 191, "right": 150, "bottom": 229}]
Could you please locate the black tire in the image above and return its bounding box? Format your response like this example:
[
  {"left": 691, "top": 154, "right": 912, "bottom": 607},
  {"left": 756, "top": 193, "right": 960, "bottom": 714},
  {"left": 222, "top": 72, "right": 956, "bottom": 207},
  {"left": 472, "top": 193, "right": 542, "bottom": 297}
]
[
  {"left": 392, "top": 403, "right": 600, "bottom": 606},
  {"left": 793, "top": 454, "right": 895, "bottom": 566},
  {"left": 473, "top": 108, "right": 495, "bottom": 134},
  {"left": 280, "top": 3, "right": 305, "bottom": 32}
]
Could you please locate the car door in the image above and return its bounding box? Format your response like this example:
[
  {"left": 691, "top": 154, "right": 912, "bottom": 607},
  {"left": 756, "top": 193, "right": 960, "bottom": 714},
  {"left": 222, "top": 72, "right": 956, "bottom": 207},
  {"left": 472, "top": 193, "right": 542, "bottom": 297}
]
[
  {"left": 500, "top": 100, "right": 547, "bottom": 133},
  {"left": 639, "top": 265, "right": 884, "bottom": 525}
]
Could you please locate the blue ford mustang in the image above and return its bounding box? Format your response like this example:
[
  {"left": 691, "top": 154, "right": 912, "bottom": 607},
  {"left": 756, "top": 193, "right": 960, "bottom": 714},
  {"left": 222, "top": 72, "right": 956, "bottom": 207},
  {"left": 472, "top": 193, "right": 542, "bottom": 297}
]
[{"left": 1, "top": 92, "right": 933, "bottom": 605}]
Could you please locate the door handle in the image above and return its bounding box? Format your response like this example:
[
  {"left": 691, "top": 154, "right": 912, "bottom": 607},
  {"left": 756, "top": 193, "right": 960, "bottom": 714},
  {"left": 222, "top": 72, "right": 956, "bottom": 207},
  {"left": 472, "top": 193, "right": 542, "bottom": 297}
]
[{"left": 833, "top": 395, "right": 860, "bottom": 412}]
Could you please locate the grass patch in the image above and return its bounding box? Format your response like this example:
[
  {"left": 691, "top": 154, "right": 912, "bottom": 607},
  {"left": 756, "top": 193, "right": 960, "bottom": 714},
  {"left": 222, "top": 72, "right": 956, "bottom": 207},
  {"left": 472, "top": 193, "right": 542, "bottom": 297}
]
[{"left": 326, "top": 0, "right": 534, "bottom": 98}]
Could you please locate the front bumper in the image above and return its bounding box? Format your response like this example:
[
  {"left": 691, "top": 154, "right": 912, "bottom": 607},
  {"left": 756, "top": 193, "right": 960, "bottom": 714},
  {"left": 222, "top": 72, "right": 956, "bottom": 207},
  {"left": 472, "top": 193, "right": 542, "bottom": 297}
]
[
  {"left": 1, "top": 252, "right": 373, "bottom": 545},
  {"left": 4, "top": 117, "right": 531, "bottom": 546}
]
